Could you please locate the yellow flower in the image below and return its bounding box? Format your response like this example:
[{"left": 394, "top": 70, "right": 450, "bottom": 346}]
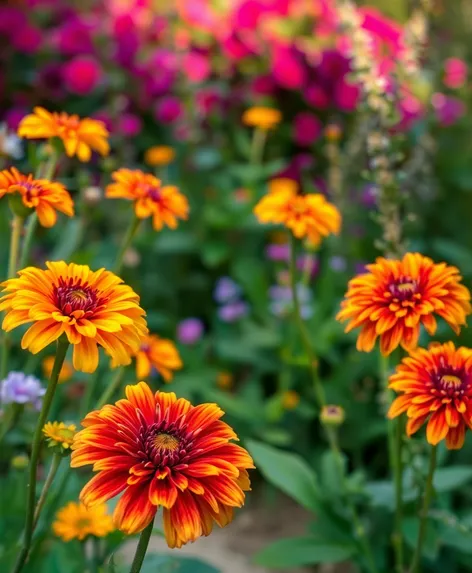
[
  {"left": 18, "top": 107, "right": 110, "bottom": 163},
  {"left": 145, "top": 145, "right": 176, "bottom": 167},
  {"left": 53, "top": 501, "right": 114, "bottom": 541},
  {"left": 0, "top": 261, "right": 148, "bottom": 373},
  {"left": 216, "top": 371, "right": 233, "bottom": 390},
  {"left": 0, "top": 167, "right": 74, "bottom": 227},
  {"left": 135, "top": 334, "right": 183, "bottom": 382},
  {"left": 281, "top": 390, "right": 300, "bottom": 410},
  {"left": 106, "top": 169, "right": 189, "bottom": 232},
  {"left": 43, "top": 421, "right": 76, "bottom": 452},
  {"left": 42, "top": 356, "right": 74, "bottom": 384},
  {"left": 242, "top": 107, "right": 282, "bottom": 130}
]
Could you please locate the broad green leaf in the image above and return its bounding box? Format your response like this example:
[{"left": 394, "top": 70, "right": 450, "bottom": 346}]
[
  {"left": 247, "top": 439, "right": 320, "bottom": 512},
  {"left": 139, "top": 554, "right": 220, "bottom": 573},
  {"left": 433, "top": 466, "right": 472, "bottom": 492},
  {"left": 254, "top": 536, "right": 357, "bottom": 568}
]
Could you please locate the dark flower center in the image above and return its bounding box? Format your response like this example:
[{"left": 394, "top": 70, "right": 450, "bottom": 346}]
[
  {"left": 388, "top": 276, "right": 419, "bottom": 301},
  {"left": 144, "top": 184, "right": 162, "bottom": 203},
  {"left": 142, "top": 420, "right": 193, "bottom": 470},
  {"left": 54, "top": 278, "right": 106, "bottom": 317},
  {"left": 432, "top": 359, "right": 471, "bottom": 397}
]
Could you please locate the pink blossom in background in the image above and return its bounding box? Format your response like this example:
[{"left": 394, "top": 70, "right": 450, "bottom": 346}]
[
  {"left": 272, "top": 46, "right": 307, "bottom": 89},
  {"left": 154, "top": 96, "right": 183, "bottom": 124},
  {"left": 117, "top": 113, "right": 142, "bottom": 137},
  {"left": 55, "top": 17, "right": 95, "bottom": 56},
  {"left": 304, "top": 85, "right": 330, "bottom": 109},
  {"left": 196, "top": 88, "right": 222, "bottom": 115},
  {"left": 431, "top": 93, "right": 466, "bottom": 126},
  {"left": 293, "top": 112, "right": 323, "bottom": 146},
  {"left": 360, "top": 7, "right": 402, "bottom": 58},
  {"left": 251, "top": 75, "right": 275, "bottom": 96},
  {"left": 37, "top": 63, "right": 65, "bottom": 100},
  {"left": 92, "top": 111, "right": 113, "bottom": 133},
  {"left": 0, "top": 7, "right": 27, "bottom": 37},
  {"left": 12, "top": 24, "right": 42, "bottom": 54},
  {"left": 397, "top": 92, "right": 423, "bottom": 130},
  {"left": 317, "top": 50, "right": 350, "bottom": 82},
  {"left": 234, "top": 0, "right": 264, "bottom": 30},
  {"left": 63, "top": 56, "right": 102, "bottom": 95},
  {"left": 183, "top": 51, "right": 211, "bottom": 83},
  {"left": 334, "top": 78, "right": 360, "bottom": 112},
  {"left": 444, "top": 58, "right": 467, "bottom": 89},
  {"left": 221, "top": 32, "right": 253, "bottom": 61},
  {"left": 4, "top": 108, "right": 28, "bottom": 131}
]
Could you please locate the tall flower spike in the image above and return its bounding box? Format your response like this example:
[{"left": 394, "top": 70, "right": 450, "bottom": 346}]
[
  {"left": 18, "top": 107, "right": 109, "bottom": 162},
  {"left": 337, "top": 253, "right": 471, "bottom": 355},
  {"left": 0, "top": 262, "right": 147, "bottom": 372},
  {"left": 71, "top": 382, "right": 254, "bottom": 547},
  {"left": 388, "top": 342, "right": 472, "bottom": 449},
  {"left": 106, "top": 169, "right": 189, "bottom": 232},
  {"left": 0, "top": 167, "right": 74, "bottom": 227}
]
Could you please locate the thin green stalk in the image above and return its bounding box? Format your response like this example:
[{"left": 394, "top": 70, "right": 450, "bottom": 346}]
[
  {"left": 19, "top": 214, "right": 38, "bottom": 269},
  {"left": 380, "top": 354, "right": 404, "bottom": 573},
  {"left": 96, "top": 367, "right": 125, "bottom": 409},
  {"left": 250, "top": 127, "right": 267, "bottom": 166},
  {"left": 129, "top": 517, "right": 155, "bottom": 573},
  {"left": 11, "top": 337, "right": 69, "bottom": 573},
  {"left": 288, "top": 234, "right": 326, "bottom": 407},
  {"left": 114, "top": 213, "right": 141, "bottom": 275},
  {"left": 33, "top": 454, "right": 62, "bottom": 528},
  {"left": 42, "top": 149, "right": 59, "bottom": 179},
  {"left": 80, "top": 371, "right": 99, "bottom": 417},
  {"left": 409, "top": 446, "right": 437, "bottom": 573}
]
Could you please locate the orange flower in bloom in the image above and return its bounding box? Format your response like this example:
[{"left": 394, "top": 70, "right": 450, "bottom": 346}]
[
  {"left": 242, "top": 107, "right": 282, "bottom": 130},
  {"left": 254, "top": 178, "right": 341, "bottom": 246},
  {"left": 135, "top": 334, "right": 183, "bottom": 382},
  {"left": 42, "top": 355, "right": 74, "bottom": 383},
  {"left": 18, "top": 107, "right": 109, "bottom": 162},
  {"left": 144, "top": 145, "right": 176, "bottom": 167},
  {"left": 53, "top": 501, "right": 114, "bottom": 541},
  {"left": 106, "top": 169, "right": 189, "bottom": 232},
  {"left": 0, "top": 262, "right": 147, "bottom": 373},
  {"left": 337, "top": 253, "right": 471, "bottom": 356},
  {"left": 0, "top": 167, "right": 74, "bottom": 227},
  {"left": 71, "top": 382, "right": 254, "bottom": 545},
  {"left": 388, "top": 342, "right": 472, "bottom": 449}
]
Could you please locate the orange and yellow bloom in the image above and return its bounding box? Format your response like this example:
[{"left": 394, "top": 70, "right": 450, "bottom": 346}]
[
  {"left": 0, "top": 167, "right": 74, "bottom": 227},
  {"left": 242, "top": 107, "right": 282, "bottom": 130},
  {"left": 106, "top": 169, "right": 189, "bottom": 232},
  {"left": 388, "top": 342, "right": 472, "bottom": 449},
  {"left": 42, "top": 356, "right": 74, "bottom": 383},
  {"left": 43, "top": 421, "right": 76, "bottom": 452},
  {"left": 53, "top": 501, "right": 114, "bottom": 541},
  {"left": 18, "top": 107, "right": 110, "bottom": 162},
  {"left": 144, "top": 145, "right": 176, "bottom": 167},
  {"left": 254, "top": 178, "right": 341, "bottom": 246},
  {"left": 135, "top": 334, "right": 182, "bottom": 382},
  {"left": 337, "top": 253, "right": 471, "bottom": 356},
  {"left": 71, "top": 382, "right": 254, "bottom": 546},
  {"left": 0, "top": 262, "right": 147, "bottom": 373}
]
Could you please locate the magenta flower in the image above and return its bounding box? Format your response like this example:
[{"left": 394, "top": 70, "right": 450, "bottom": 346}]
[
  {"left": 183, "top": 51, "right": 211, "bottom": 83},
  {"left": 63, "top": 56, "right": 102, "bottom": 95},
  {"left": 293, "top": 112, "right": 323, "bottom": 147},
  {"left": 444, "top": 58, "right": 467, "bottom": 89},
  {"left": 177, "top": 318, "right": 204, "bottom": 345},
  {"left": 272, "top": 45, "right": 306, "bottom": 90},
  {"left": 154, "top": 96, "right": 183, "bottom": 124},
  {"left": 117, "top": 113, "right": 142, "bottom": 136},
  {"left": 431, "top": 93, "right": 465, "bottom": 126}
]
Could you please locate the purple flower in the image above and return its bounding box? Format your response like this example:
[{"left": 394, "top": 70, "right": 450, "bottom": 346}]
[
  {"left": 265, "top": 243, "right": 290, "bottom": 262},
  {"left": 214, "top": 277, "right": 241, "bottom": 304},
  {"left": 0, "top": 372, "right": 45, "bottom": 410},
  {"left": 329, "top": 256, "right": 347, "bottom": 272},
  {"left": 177, "top": 318, "right": 204, "bottom": 345},
  {"left": 218, "top": 302, "right": 249, "bottom": 322},
  {"left": 297, "top": 255, "right": 319, "bottom": 278}
]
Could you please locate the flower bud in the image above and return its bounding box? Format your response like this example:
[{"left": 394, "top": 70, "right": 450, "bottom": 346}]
[{"left": 320, "top": 404, "right": 345, "bottom": 427}]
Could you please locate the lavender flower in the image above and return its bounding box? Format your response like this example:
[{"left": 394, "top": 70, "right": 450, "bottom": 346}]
[
  {"left": 213, "top": 277, "right": 241, "bottom": 304},
  {"left": 218, "top": 301, "right": 249, "bottom": 322},
  {"left": 177, "top": 318, "right": 204, "bottom": 345},
  {"left": 329, "top": 256, "right": 347, "bottom": 272},
  {"left": 269, "top": 284, "right": 313, "bottom": 319},
  {"left": 265, "top": 243, "right": 290, "bottom": 262},
  {"left": 0, "top": 372, "right": 45, "bottom": 410}
]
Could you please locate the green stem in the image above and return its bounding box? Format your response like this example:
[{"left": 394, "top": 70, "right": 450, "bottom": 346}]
[
  {"left": 129, "top": 517, "right": 155, "bottom": 573},
  {"left": 114, "top": 213, "right": 141, "bottom": 275},
  {"left": 33, "top": 454, "right": 62, "bottom": 528},
  {"left": 80, "top": 371, "right": 99, "bottom": 417},
  {"left": 11, "top": 337, "right": 69, "bottom": 573},
  {"left": 288, "top": 234, "right": 326, "bottom": 408},
  {"left": 19, "top": 214, "right": 38, "bottom": 270},
  {"left": 409, "top": 446, "right": 437, "bottom": 573},
  {"left": 380, "top": 354, "right": 404, "bottom": 573},
  {"left": 96, "top": 367, "right": 125, "bottom": 409},
  {"left": 250, "top": 128, "right": 267, "bottom": 166}
]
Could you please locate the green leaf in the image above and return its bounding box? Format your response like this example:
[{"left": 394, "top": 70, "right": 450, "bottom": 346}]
[
  {"left": 247, "top": 439, "right": 320, "bottom": 512},
  {"left": 402, "top": 517, "right": 439, "bottom": 561},
  {"left": 433, "top": 466, "right": 472, "bottom": 492},
  {"left": 320, "top": 451, "right": 345, "bottom": 498},
  {"left": 139, "top": 554, "right": 220, "bottom": 573},
  {"left": 254, "top": 536, "right": 357, "bottom": 568}
]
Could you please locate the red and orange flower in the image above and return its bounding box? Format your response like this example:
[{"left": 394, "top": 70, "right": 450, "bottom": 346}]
[
  {"left": 388, "top": 342, "right": 472, "bottom": 449},
  {"left": 71, "top": 382, "right": 254, "bottom": 546},
  {"left": 18, "top": 107, "right": 110, "bottom": 162},
  {"left": 135, "top": 334, "right": 183, "bottom": 382},
  {"left": 0, "top": 167, "right": 74, "bottom": 227},
  {"left": 0, "top": 262, "right": 147, "bottom": 372},
  {"left": 337, "top": 253, "right": 471, "bottom": 356},
  {"left": 254, "top": 178, "right": 341, "bottom": 246},
  {"left": 106, "top": 169, "right": 189, "bottom": 232}
]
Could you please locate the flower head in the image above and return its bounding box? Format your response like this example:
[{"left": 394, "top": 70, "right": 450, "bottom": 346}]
[
  {"left": 18, "top": 107, "right": 110, "bottom": 162},
  {"left": 42, "top": 356, "right": 74, "bottom": 383},
  {"left": 0, "top": 168, "right": 74, "bottom": 227},
  {"left": 213, "top": 277, "right": 241, "bottom": 304},
  {"left": 177, "top": 318, "right": 204, "bottom": 345},
  {"left": 53, "top": 501, "right": 114, "bottom": 541},
  {"left": 337, "top": 253, "right": 471, "bottom": 356},
  {"left": 43, "top": 421, "right": 76, "bottom": 453},
  {"left": 135, "top": 335, "right": 182, "bottom": 382},
  {"left": 388, "top": 342, "right": 472, "bottom": 449},
  {"left": 0, "top": 262, "right": 148, "bottom": 373},
  {"left": 320, "top": 405, "right": 346, "bottom": 426},
  {"left": 254, "top": 179, "right": 341, "bottom": 246},
  {"left": 145, "top": 145, "right": 176, "bottom": 167},
  {"left": 71, "top": 382, "right": 254, "bottom": 545},
  {"left": 0, "top": 371, "right": 45, "bottom": 409},
  {"left": 106, "top": 169, "right": 189, "bottom": 232},
  {"left": 242, "top": 106, "right": 281, "bottom": 130}
]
